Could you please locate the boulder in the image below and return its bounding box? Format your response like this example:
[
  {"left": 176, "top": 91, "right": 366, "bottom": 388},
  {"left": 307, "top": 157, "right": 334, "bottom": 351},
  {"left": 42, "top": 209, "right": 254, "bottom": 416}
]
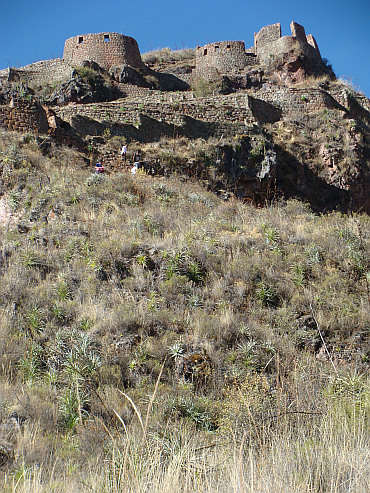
[{"left": 109, "top": 64, "right": 150, "bottom": 86}]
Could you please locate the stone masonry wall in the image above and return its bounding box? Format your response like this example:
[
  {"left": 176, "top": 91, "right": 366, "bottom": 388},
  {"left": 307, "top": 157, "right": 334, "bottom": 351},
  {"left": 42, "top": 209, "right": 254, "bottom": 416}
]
[
  {"left": 0, "top": 59, "right": 75, "bottom": 88},
  {"left": 56, "top": 88, "right": 343, "bottom": 139},
  {"left": 53, "top": 85, "right": 347, "bottom": 141},
  {"left": 63, "top": 33, "right": 144, "bottom": 70},
  {"left": 258, "top": 87, "right": 343, "bottom": 119},
  {"left": 254, "top": 23, "right": 281, "bottom": 53},
  {"left": 0, "top": 68, "right": 11, "bottom": 81},
  {"left": 0, "top": 85, "right": 350, "bottom": 139},
  {"left": 195, "top": 22, "right": 321, "bottom": 80},
  {"left": 251, "top": 21, "right": 322, "bottom": 70},
  {"left": 290, "top": 22, "right": 307, "bottom": 42},
  {"left": 53, "top": 92, "right": 255, "bottom": 139},
  {"left": 257, "top": 35, "right": 323, "bottom": 72},
  {"left": 52, "top": 89, "right": 285, "bottom": 140},
  {"left": 195, "top": 41, "right": 252, "bottom": 77},
  {"left": 256, "top": 35, "right": 297, "bottom": 61},
  {"left": 0, "top": 98, "right": 49, "bottom": 133},
  {"left": 306, "top": 35, "right": 320, "bottom": 55}
]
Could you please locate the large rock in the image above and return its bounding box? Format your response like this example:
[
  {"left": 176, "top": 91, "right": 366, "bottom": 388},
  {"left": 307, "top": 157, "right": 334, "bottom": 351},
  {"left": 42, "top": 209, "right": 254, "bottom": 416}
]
[
  {"left": 109, "top": 64, "right": 189, "bottom": 91},
  {"left": 46, "top": 74, "right": 122, "bottom": 106},
  {"left": 109, "top": 64, "right": 150, "bottom": 87}
]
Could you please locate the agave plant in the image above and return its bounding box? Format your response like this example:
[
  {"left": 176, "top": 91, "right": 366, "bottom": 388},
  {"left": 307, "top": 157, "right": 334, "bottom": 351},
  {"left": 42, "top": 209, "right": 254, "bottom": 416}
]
[{"left": 168, "top": 341, "right": 185, "bottom": 361}]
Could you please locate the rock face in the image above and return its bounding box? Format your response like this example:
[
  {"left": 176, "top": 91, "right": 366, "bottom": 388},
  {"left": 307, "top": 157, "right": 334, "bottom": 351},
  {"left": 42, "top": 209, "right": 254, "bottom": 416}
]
[
  {"left": 109, "top": 65, "right": 150, "bottom": 87},
  {"left": 48, "top": 78, "right": 96, "bottom": 105},
  {"left": 109, "top": 64, "right": 189, "bottom": 91},
  {"left": 46, "top": 72, "right": 123, "bottom": 106}
]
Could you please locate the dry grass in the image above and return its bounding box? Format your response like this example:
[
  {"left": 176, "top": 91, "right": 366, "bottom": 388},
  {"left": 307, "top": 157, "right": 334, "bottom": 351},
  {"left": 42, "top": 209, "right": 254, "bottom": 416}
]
[
  {"left": 1, "top": 369, "right": 369, "bottom": 492},
  {"left": 142, "top": 47, "right": 195, "bottom": 66},
  {"left": 0, "top": 132, "right": 369, "bottom": 491}
]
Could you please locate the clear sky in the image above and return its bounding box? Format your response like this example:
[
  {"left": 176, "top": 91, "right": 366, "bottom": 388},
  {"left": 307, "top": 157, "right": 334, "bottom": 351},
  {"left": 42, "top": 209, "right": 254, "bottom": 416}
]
[{"left": 0, "top": 0, "right": 369, "bottom": 96}]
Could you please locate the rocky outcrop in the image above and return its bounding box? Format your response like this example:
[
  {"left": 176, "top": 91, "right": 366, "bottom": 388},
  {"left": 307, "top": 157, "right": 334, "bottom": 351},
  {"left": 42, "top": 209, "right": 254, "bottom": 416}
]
[{"left": 109, "top": 64, "right": 189, "bottom": 92}]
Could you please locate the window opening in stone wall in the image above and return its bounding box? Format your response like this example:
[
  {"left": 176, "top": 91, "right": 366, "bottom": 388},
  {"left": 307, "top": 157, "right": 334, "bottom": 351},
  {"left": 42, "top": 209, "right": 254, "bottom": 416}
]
[
  {"left": 226, "top": 45, "right": 231, "bottom": 49},
  {"left": 215, "top": 46, "right": 219, "bottom": 51},
  {"left": 204, "top": 49, "right": 207, "bottom": 56},
  {"left": 79, "top": 37, "right": 84, "bottom": 44},
  {"left": 104, "top": 34, "right": 110, "bottom": 42}
]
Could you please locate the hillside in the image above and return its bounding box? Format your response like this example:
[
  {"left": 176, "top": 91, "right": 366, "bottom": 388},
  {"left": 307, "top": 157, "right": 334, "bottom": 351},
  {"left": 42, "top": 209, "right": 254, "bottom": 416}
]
[
  {"left": 0, "top": 129, "right": 369, "bottom": 491},
  {"left": 0, "top": 23, "right": 369, "bottom": 492},
  {"left": 1, "top": 24, "right": 369, "bottom": 213}
]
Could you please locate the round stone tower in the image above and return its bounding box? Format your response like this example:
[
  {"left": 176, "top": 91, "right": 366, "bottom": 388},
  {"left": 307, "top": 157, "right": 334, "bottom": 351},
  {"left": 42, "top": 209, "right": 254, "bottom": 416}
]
[
  {"left": 195, "top": 41, "right": 248, "bottom": 76},
  {"left": 63, "top": 32, "right": 144, "bottom": 70}
]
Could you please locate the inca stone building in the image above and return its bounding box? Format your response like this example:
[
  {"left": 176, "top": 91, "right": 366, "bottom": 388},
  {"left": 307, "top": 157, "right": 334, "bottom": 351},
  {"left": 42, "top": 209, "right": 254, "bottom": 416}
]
[
  {"left": 63, "top": 32, "right": 144, "bottom": 70},
  {"left": 195, "top": 21, "right": 322, "bottom": 78}
]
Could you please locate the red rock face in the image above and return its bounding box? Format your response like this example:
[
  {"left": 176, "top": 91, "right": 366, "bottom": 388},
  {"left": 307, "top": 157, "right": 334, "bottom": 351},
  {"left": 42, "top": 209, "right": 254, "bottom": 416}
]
[{"left": 274, "top": 52, "right": 326, "bottom": 87}]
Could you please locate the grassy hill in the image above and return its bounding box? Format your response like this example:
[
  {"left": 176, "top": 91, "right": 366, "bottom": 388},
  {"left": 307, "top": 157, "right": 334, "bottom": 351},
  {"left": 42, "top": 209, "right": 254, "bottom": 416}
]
[{"left": 0, "top": 129, "right": 369, "bottom": 491}]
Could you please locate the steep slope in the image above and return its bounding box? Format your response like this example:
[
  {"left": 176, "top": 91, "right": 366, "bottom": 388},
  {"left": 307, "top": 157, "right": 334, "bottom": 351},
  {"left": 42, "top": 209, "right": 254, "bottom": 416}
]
[{"left": 0, "top": 132, "right": 369, "bottom": 489}]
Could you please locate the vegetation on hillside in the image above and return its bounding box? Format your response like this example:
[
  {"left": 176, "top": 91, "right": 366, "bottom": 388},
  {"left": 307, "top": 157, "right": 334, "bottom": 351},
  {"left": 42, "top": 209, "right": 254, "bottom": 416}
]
[
  {"left": 142, "top": 47, "right": 195, "bottom": 73},
  {"left": 0, "top": 131, "right": 369, "bottom": 491}
]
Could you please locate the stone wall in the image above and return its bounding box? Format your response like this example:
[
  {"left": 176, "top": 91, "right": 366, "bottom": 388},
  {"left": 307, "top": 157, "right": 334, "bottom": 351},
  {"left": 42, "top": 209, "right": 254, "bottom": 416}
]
[
  {"left": 0, "top": 59, "right": 75, "bottom": 88},
  {"left": 0, "top": 84, "right": 353, "bottom": 140},
  {"left": 52, "top": 89, "right": 285, "bottom": 140},
  {"left": 254, "top": 23, "right": 281, "bottom": 53},
  {"left": 290, "top": 22, "right": 306, "bottom": 42},
  {"left": 63, "top": 33, "right": 144, "bottom": 70},
  {"left": 0, "top": 98, "right": 49, "bottom": 133},
  {"left": 195, "top": 41, "right": 254, "bottom": 77},
  {"left": 257, "top": 35, "right": 323, "bottom": 74},
  {"left": 53, "top": 84, "right": 349, "bottom": 141},
  {"left": 256, "top": 35, "right": 296, "bottom": 61},
  {"left": 195, "top": 21, "right": 321, "bottom": 80},
  {"left": 0, "top": 68, "right": 10, "bottom": 82},
  {"left": 306, "top": 35, "right": 320, "bottom": 55},
  {"left": 254, "top": 21, "right": 322, "bottom": 67},
  {"left": 258, "top": 87, "right": 343, "bottom": 119},
  {"left": 329, "top": 86, "right": 370, "bottom": 120}
]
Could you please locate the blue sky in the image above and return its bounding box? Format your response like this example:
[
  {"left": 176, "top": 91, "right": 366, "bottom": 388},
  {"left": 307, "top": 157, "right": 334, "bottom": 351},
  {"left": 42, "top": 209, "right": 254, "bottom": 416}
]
[{"left": 0, "top": 0, "right": 369, "bottom": 96}]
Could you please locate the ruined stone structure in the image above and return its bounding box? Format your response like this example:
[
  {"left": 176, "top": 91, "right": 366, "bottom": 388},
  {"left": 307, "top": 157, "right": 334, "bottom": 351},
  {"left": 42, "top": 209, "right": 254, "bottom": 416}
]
[
  {"left": 0, "top": 32, "right": 145, "bottom": 90},
  {"left": 52, "top": 85, "right": 347, "bottom": 142},
  {"left": 0, "top": 59, "right": 75, "bottom": 89},
  {"left": 63, "top": 32, "right": 144, "bottom": 70},
  {"left": 195, "top": 21, "right": 322, "bottom": 78},
  {"left": 0, "top": 98, "right": 49, "bottom": 133},
  {"left": 196, "top": 41, "right": 257, "bottom": 77},
  {"left": 254, "top": 21, "right": 321, "bottom": 65},
  {"left": 0, "top": 22, "right": 323, "bottom": 91},
  {"left": 0, "top": 21, "right": 365, "bottom": 142}
]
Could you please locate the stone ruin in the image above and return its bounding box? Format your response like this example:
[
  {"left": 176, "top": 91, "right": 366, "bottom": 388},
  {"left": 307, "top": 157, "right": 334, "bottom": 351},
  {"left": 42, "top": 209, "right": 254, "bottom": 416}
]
[
  {"left": 0, "top": 23, "right": 323, "bottom": 94},
  {"left": 63, "top": 32, "right": 144, "bottom": 71},
  {"left": 194, "top": 21, "right": 322, "bottom": 79},
  {"left": 0, "top": 22, "right": 360, "bottom": 143},
  {"left": 0, "top": 24, "right": 369, "bottom": 213},
  {"left": 0, "top": 32, "right": 145, "bottom": 90}
]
